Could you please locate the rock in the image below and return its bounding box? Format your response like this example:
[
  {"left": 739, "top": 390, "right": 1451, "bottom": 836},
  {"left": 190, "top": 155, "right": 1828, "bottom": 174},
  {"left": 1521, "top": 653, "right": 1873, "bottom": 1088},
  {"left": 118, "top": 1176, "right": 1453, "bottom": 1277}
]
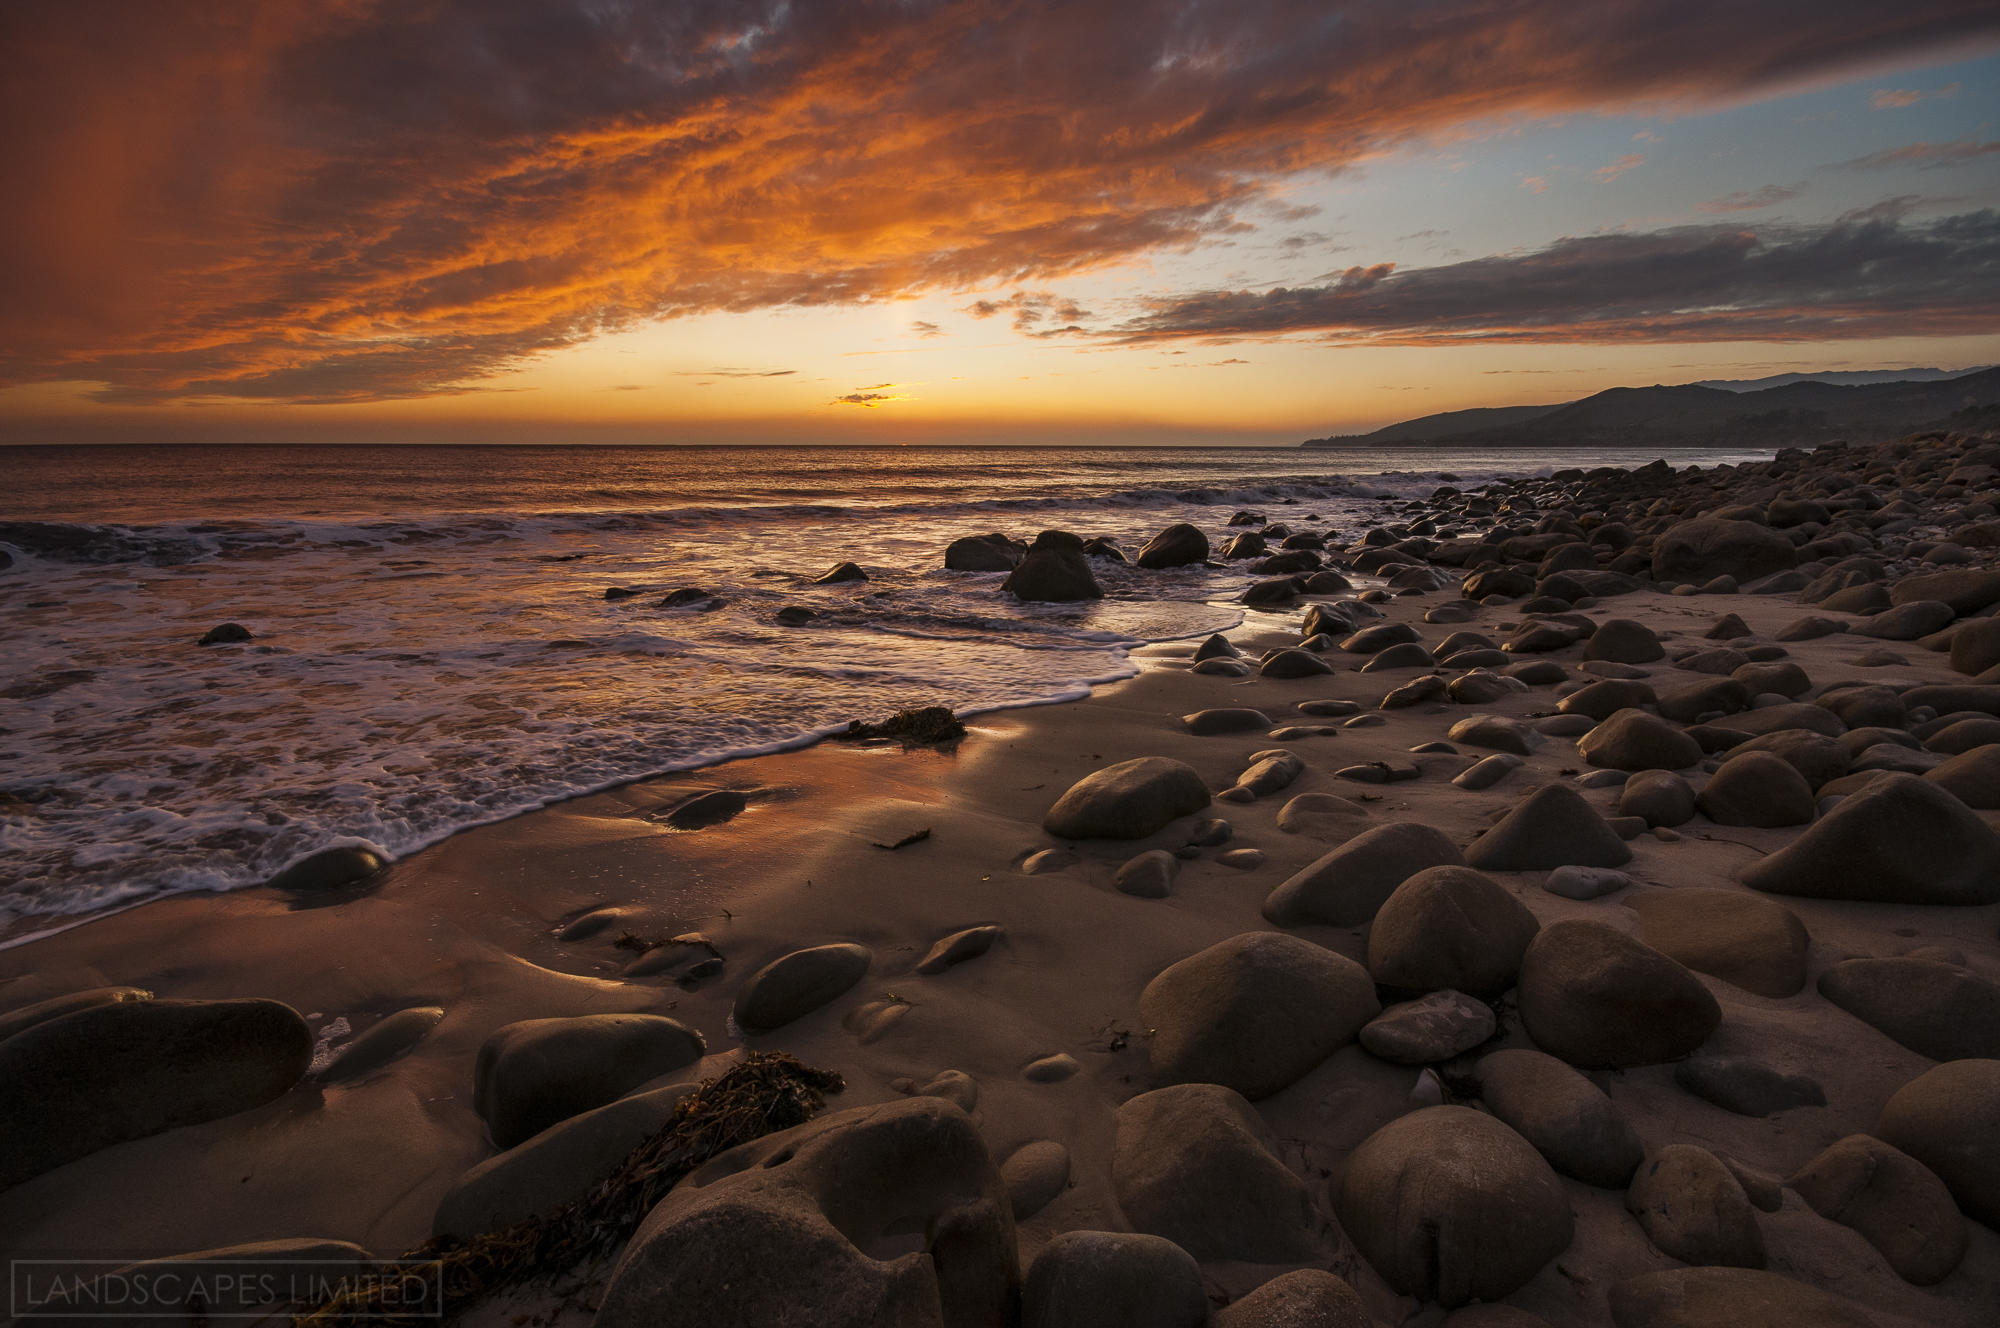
[
  {"left": 1923, "top": 716, "right": 2000, "bottom": 753},
  {"left": 1675, "top": 646, "right": 1750, "bottom": 676},
  {"left": 1341, "top": 622, "right": 1423, "bottom": 653},
  {"left": 1583, "top": 618, "right": 1665, "bottom": 662},
  {"left": 1731, "top": 661, "right": 1809, "bottom": 698},
  {"left": 1889, "top": 567, "right": 2000, "bottom": 614},
  {"left": 916, "top": 925, "right": 1002, "bottom": 975},
  {"left": 1816, "top": 684, "right": 1907, "bottom": 730},
  {"left": 1191, "top": 657, "right": 1251, "bottom": 676},
  {"left": 266, "top": 844, "right": 390, "bottom": 893},
  {"left": 1517, "top": 921, "right": 1720, "bottom": 1069},
  {"left": 1466, "top": 783, "right": 1632, "bottom": 871},
  {"left": 1674, "top": 1054, "right": 1825, "bottom": 1116},
  {"left": 1625, "top": 1145, "right": 1767, "bottom": 1268},
  {"left": 1260, "top": 648, "right": 1337, "bottom": 678},
  {"left": 1654, "top": 676, "right": 1750, "bottom": 723},
  {"left": 1787, "top": 1135, "right": 1967, "bottom": 1284},
  {"left": 1004, "top": 530, "right": 1104, "bottom": 601},
  {"left": 1706, "top": 701, "right": 1845, "bottom": 739},
  {"left": 1543, "top": 865, "right": 1632, "bottom": 899},
  {"left": 1263, "top": 821, "right": 1468, "bottom": 927},
  {"left": 1020, "top": 848, "right": 1080, "bottom": 874},
  {"left": 1447, "top": 714, "right": 1542, "bottom": 755},
  {"left": 1949, "top": 616, "right": 2000, "bottom": 675},
  {"left": 319, "top": 1005, "right": 445, "bottom": 1081},
  {"left": 1817, "top": 958, "right": 2000, "bottom": 1061},
  {"left": 1738, "top": 773, "right": 2000, "bottom": 905},
  {"left": 0, "top": 985, "right": 152, "bottom": 1045},
  {"left": 1925, "top": 743, "right": 2000, "bottom": 807},
  {"left": 1730, "top": 730, "right": 1847, "bottom": 789},
  {"left": 1367, "top": 865, "right": 1539, "bottom": 998},
  {"left": 1380, "top": 675, "right": 1449, "bottom": 708},
  {"left": 1234, "top": 748, "right": 1304, "bottom": 796},
  {"left": 1136, "top": 523, "right": 1210, "bottom": 569},
  {"left": 1503, "top": 659, "right": 1569, "bottom": 685},
  {"left": 1705, "top": 613, "right": 1752, "bottom": 640},
  {"left": 1217, "top": 848, "right": 1264, "bottom": 869},
  {"left": 815, "top": 561, "right": 869, "bottom": 584},
  {"left": 1448, "top": 672, "right": 1516, "bottom": 705},
  {"left": 1220, "top": 531, "right": 1270, "bottom": 559},
  {"left": 1276, "top": 792, "right": 1370, "bottom": 839},
  {"left": 1114, "top": 1083, "right": 1326, "bottom": 1261},
  {"left": 945, "top": 533, "right": 1026, "bottom": 571},
  {"left": 1358, "top": 641, "right": 1434, "bottom": 670},
  {"left": 1360, "top": 991, "right": 1497, "bottom": 1063},
  {"left": 1618, "top": 770, "right": 1697, "bottom": 827},
  {"left": 1876, "top": 1059, "right": 2000, "bottom": 1229},
  {"left": 1001, "top": 1140, "right": 1070, "bottom": 1221},
  {"left": 1902, "top": 683, "right": 2000, "bottom": 718},
  {"left": 1043, "top": 757, "right": 1210, "bottom": 839},
  {"left": 1184, "top": 818, "right": 1232, "bottom": 847},
  {"left": 1244, "top": 576, "right": 1304, "bottom": 606},
  {"left": 733, "top": 944, "right": 872, "bottom": 1034},
  {"left": 475, "top": 1014, "right": 704, "bottom": 1149},
  {"left": 1478, "top": 1048, "right": 1644, "bottom": 1187},
  {"left": 196, "top": 621, "right": 253, "bottom": 645},
  {"left": 1854, "top": 599, "right": 1955, "bottom": 640},
  {"left": 1453, "top": 753, "right": 1521, "bottom": 789},
  {"left": 1182, "top": 708, "right": 1271, "bottom": 735},
  {"left": 1626, "top": 889, "right": 1808, "bottom": 998},
  {"left": 1607, "top": 1268, "right": 1877, "bottom": 1328},
  {"left": 1114, "top": 849, "right": 1181, "bottom": 898},
  {"left": 774, "top": 605, "right": 816, "bottom": 625},
  {"left": 1334, "top": 1106, "right": 1573, "bottom": 1308},
  {"left": 0, "top": 998, "right": 312, "bottom": 1189},
  {"left": 1020, "top": 1231, "right": 1206, "bottom": 1328},
  {"left": 1776, "top": 615, "right": 1847, "bottom": 641},
  {"left": 1695, "top": 751, "right": 1816, "bottom": 827},
  {"left": 1142, "top": 932, "right": 1378, "bottom": 1099},
  {"left": 1214, "top": 1269, "right": 1369, "bottom": 1328},
  {"left": 435, "top": 1081, "right": 686, "bottom": 1239},
  {"left": 1821, "top": 582, "right": 1892, "bottom": 614},
  {"left": 1559, "top": 678, "right": 1657, "bottom": 721},
  {"left": 1191, "top": 633, "right": 1242, "bottom": 662},
  {"left": 596, "top": 1097, "right": 1015, "bottom": 1328},
  {"left": 1652, "top": 519, "right": 1797, "bottom": 585},
  {"left": 1578, "top": 710, "right": 1703, "bottom": 771},
  {"left": 1022, "top": 1054, "right": 1078, "bottom": 1083}
]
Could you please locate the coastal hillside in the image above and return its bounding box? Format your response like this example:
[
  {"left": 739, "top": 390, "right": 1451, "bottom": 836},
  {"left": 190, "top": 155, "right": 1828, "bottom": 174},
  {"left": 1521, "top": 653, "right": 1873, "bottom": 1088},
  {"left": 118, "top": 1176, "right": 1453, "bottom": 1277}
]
[{"left": 1305, "top": 366, "right": 2000, "bottom": 450}]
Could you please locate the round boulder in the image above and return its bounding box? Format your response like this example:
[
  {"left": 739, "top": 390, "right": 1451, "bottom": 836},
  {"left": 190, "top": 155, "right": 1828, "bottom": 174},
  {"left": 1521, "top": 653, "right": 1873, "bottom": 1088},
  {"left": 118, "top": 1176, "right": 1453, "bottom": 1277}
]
[
  {"left": 1924, "top": 743, "right": 2000, "bottom": 808},
  {"left": 475, "top": 1013, "right": 706, "bottom": 1149},
  {"left": 1465, "top": 783, "right": 1632, "bottom": 872},
  {"left": 1577, "top": 709, "right": 1703, "bottom": 772},
  {"left": 1625, "top": 889, "right": 1809, "bottom": 999},
  {"left": 1695, "top": 751, "right": 1816, "bottom": 828},
  {"left": 734, "top": 944, "right": 872, "bottom": 1034},
  {"left": 1004, "top": 530, "right": 1104, "bottom": 602},
  {"left": 1618, "top": 770, "right": 1697, "bottom": 827},
  {"left": 1786, "top": 1134, "right": 1967, "bottom": 1285},
  {"left": 1022, "top": 1231, "right": 1207, "bottom": 1328},
  {"left": 1263, "top": 821, "right": 1467, "bottom": 927},
  {"left": 1625, "top": 1145, "right": 1766, "bottom": 1269},
  {"left": 1367, "top": 865, "right": 1540, "bottom": 998},
  {"left": 1875, "top": 1059, "right": 2000, "bottom": 1230},
  {"left": 1214, "top": 1269, "right": 1369, "bottom": 1328},
  {"left": 1142, "top": 932, "right": 1379, "bottom": 1099},
  {"left": 1517, "top": 920, "right": 1720, "bottom": 1069},
  {"left": 1738, "top": 773, "right": 2000, "bottom": 905},
  {"left": 1477, "top": 1048, "right": 1644, "bottom": 1188},
  {"left": 1651, "top": 518, "right": 1797, "bottom": 585},
  {"left": 1334, "top": 1106, "right": 1573, "bottom": 1308},
  {"left": 1043, "top": 757, "right": 1210, "bottom": 840},
  {"left": 1136, "top": 523, "right": 1210, "bottom": 570},
  {"left": 1584, "top": 619, "right": 1666, "bottom": 663},
  {"left": 1817, "top": 958, "right": 2000, "bottom": 1061}
]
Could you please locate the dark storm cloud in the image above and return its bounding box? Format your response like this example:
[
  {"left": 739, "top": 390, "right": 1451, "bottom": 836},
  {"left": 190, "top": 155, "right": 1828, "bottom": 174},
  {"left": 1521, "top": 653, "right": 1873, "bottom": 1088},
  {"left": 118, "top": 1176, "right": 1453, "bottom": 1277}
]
[{"left": 3, "top": 0, "right": 1997, "bottom": 402}]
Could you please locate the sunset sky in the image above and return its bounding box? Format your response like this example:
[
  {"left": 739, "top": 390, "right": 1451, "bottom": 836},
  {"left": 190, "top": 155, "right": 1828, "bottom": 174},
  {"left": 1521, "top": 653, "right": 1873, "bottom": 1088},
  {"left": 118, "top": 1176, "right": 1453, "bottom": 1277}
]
[{"left": 4, "top": 1, "right": 1999, "bottom": 446}]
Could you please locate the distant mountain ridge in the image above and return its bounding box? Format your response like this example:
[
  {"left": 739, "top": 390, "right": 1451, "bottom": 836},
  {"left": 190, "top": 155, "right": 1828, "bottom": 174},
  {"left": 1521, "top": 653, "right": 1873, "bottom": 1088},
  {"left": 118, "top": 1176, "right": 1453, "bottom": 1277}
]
[{"left": 1301, "top": 366, "right": 2000, "bottom": 449}]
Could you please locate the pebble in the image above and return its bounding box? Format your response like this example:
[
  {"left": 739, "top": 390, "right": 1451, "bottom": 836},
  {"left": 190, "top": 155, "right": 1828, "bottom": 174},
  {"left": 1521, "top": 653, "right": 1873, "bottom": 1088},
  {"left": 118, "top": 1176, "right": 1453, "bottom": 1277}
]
[
  {"left": 1542, "top": 865, "right": 1631, "bottom": 899},
  {"left": 1113, "top": 849, "right": 1181, "bottom": 898},
  {"left": 1023, "top": 1053, "right": 1080, "bottom": 1083}
]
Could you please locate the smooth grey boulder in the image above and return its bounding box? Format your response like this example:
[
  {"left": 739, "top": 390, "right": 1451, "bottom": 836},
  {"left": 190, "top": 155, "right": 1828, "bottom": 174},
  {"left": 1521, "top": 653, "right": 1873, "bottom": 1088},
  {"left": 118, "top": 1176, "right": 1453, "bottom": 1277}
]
[
  {"left": 1334, "top": 1106, "right": 1573, "bottom": 1308},
  {"left": 1214, "top": 1269, "right": 1370, "bottom": 1328},
  {"left": 1577, "top": 709, "right": 1703, "bottom": 772},
  {"left": 1003, "top": 530, "right": 1103, "bottom": 602},
  {"left": 1625, "top": 888, "right": 1809, "bottom": 999},
  {"left": 1359, "top": 641, "right": 1435, "bottom": 670},
  {"left": 1876, "top": 1059, "right": 2000, "bottom": 1230},
  {"left": 436, "top": 1082, "right": 685, "bottom": 1239},
  {"left": 1625, "top": 1145, "right": 1767, "bottom": 1269},
  {"left": 1787, "top": 1135, "right": 1967, "bottom": 1285},
  {"left": 1738, "top": 773, "right": 2000, "bottom": 905},
  {"left": 1360, "top": 991, "right": 1496, "bottom": 1064},
  {"left": 1817, "top": 958, "right": 2000, "bottom": 1061},
  {"left": 1583, "top": 618, "right": 1665, "bottom": 663},
  {"left": 0, "top": 998, "right": 312, "bottom": 1189},
  {"left": 1021, "top": 1231, "right": 1205, "bottom": 1328},
  {"left": 734, "top": 944, "right": 872, "bottom": 1034},
  {"left": 1518, "top": 921, "right": 1720, "bottom": 1069},
  {"left": 1136, "top": 523, "right": 1210, "bottom": 570},
  {"left": 1465, "top": 783, "right": 1632, "bottom": 871},
  {"left": 318, "top": 1005, "right": 444, "bottom": 1081},
  {"left": 1043, "top": 757, "right": 1209, "bottom": 839},
  {"left": 1452, "top": 753, "right": 1521, "bottom": 789},
  {"left": 1673, "top": 1054, "right": 1825, "bottom": 1117},
  {"left": 814, "top": 561, "right": 869, "bottom": 584},
  {"left": 1114, "top": 1083, "right": 1326, "bottom": 1262},
  {"left": 476, "top": 1014, "right": 705, "bottom": 1149},
  {"left": 1477, "top": 1048, "right": 1644, "bottom": 1188},
  {"left": 596, "top": 1097, "right": 1016, "bottom": 1328},
  {"left": 1113, "top": 849, "right": 1181, "bottom": 898},
  {"left": 1448, "top": 672, "right": 1516, "bottom": 706},
  {"left": 1367, "top": 865, "right": 1539, "bottom": 998},
  {"left": 1949, "top": 615, "right": 2000, "bottom": 675},
  {"left": 1777, "top": 614, "right": 1847, "bottom": 641},
  {"left": 1695, "top": 751, "right": 1816, "bottom": 828},
  {"left": 1181, "top": 707, "right": 1270, "bottom": 735},
  {"left": 1618, "top": 770, "right": 1697, "bottom": 827},
  {"left": 1142, "top": 932, "right": 1378, "bottom": 1099},
  {"left": 1263, "top": 821, "right": 1467, "bottom": 927},
  {"left": 1607, "top": 1268, "right": 1877, "bottom": 1328}
]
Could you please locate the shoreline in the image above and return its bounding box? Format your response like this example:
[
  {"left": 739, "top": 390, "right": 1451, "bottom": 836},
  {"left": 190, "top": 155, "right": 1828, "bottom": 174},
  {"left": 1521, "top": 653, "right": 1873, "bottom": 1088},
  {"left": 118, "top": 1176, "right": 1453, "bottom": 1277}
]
[{"left": 6, "top": 432, "right": 2000, "bottom": 1326}]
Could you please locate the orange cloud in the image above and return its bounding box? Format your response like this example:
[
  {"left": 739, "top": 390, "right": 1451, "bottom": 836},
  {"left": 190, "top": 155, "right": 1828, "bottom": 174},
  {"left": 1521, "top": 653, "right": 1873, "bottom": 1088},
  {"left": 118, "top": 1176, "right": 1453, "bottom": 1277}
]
[{"left": 3, "top": 0, "right": 1997, "bottom": 403}]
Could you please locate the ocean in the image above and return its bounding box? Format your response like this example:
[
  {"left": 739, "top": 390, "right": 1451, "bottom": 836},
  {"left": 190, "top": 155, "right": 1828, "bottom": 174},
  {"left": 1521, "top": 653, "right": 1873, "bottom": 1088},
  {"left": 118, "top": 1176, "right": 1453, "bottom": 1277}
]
[{"left": 0, "top": 441, "right": 1774, "bottom": 925}]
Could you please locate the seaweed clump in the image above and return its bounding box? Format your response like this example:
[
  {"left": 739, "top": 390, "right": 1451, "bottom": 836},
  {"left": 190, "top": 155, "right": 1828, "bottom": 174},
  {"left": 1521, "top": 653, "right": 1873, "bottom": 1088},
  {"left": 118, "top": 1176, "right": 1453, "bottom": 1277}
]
[
  {"left": 291, "top": 1052, "right": 845, "bottom": 1328},
  {"left": 841, "top": 705, "right": 967, "bottom": 745}
]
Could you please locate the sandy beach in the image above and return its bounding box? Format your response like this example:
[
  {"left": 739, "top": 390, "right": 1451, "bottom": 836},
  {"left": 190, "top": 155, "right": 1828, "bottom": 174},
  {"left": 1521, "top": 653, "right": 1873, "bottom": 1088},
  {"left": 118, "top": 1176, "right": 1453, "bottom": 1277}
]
[{"left": 6, "top": 438, "right": 2000, "bottom": 1328}]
